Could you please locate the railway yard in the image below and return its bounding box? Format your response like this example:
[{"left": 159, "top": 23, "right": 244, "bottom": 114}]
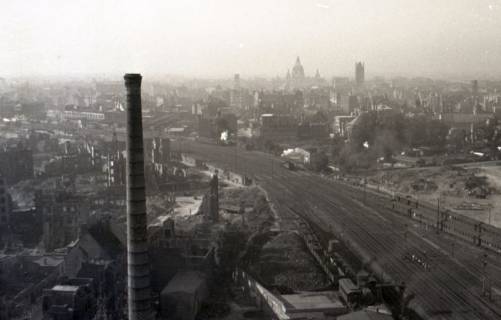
[{"left": 176, "top": 139, "right": 501, "bottom": 320}]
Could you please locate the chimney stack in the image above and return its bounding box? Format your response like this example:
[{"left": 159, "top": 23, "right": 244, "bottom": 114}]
[{"left": 124, "top": 73, "right": 152, "bottom": 320}]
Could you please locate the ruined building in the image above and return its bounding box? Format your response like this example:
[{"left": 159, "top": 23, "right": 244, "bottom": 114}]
[
  {"left": 106, "top": 131, "right": 126, "bottom": 188},
  {"left": 0, "top": 144, "right": 34, "bottom": 185},
  {"left": 150, "top": 136, "right": 171, "bottom": 179},
  {"left": 151, "top": 137, "right": 170, "bottom": 164},
  {"left": 201, "top": 173, "right": 219, "bottom": 222},
  {"left": 42, "top": 278, "right": 97, "bottom": 320},
  {"left": 0, "top": 175, "right": 12, "bottom": 228},
  {"left": 107, "top": 151, "right": 126, "bottom": 187},
  {"left": 0, "top": 175, "right": 13, "bottom": 246},
  {"left": 38, "top": 191, "right": 83, "bottom": 252}
]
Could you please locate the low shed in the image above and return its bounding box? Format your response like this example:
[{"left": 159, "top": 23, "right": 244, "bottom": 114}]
[{"left": 160, "top": 271, "right": 209, "bottom": 320}]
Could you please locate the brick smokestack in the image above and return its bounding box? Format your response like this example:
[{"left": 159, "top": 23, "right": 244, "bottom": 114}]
[{"left": 124, "top": 74, "right": 152, "bottom": 320}]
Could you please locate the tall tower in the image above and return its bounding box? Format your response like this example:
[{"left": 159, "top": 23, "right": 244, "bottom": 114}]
[
  {"left": 355, "top": 62, "right": 365, "bottom": 86},
  {"left": 234, "top": 73, "right": 240, "bottom": 91},
  {"left": 472, "top": 80, "right": 479, "bottom": 96},
  {"left": 231, "top": 73, "right": 242, "bottom": 109},
  {"left": 124, "top": 74, "right": 153, "bottom": 320}
]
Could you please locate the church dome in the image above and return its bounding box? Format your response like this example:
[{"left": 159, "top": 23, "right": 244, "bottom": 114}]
[{"left": 291, "top": 57, "right": 305, "bottom": 79}]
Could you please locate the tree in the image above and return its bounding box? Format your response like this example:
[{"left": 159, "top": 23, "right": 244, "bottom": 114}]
[{"left": 447, "top": 128, "right": 467, "bottom": 152}]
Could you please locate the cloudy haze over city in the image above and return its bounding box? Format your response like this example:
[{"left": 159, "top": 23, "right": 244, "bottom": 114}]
[
  {"left": 2, "top": 0, "right": 501, "bottom": 78},
  {"left": 4, "top": 1, "right": 501, "bottom": 320}
]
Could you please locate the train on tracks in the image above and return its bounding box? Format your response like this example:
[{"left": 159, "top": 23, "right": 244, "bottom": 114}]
[{"left": 391, "top": 194, "right": 501, "bottom": 253}]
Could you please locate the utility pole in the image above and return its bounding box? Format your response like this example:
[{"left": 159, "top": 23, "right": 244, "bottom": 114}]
[
  {"left": 482, "top": 253, "right": 492, "bottom": 299},
  {"left": 363, "top": 174, "right": 367, "bottom": 204},
  {"left": 436, "top": 197, "right": 440, "bottom": 234},
  {"left": 271, "top": 158, "right": 274, "bottom": 179},
  {"left": 124, "top": 74, "right": 153, "bottom": 320},
  {"left": 234, "top": 143, "right": 238, "bottom": 172},
  {"left": 404, "top": 223, "right": 408, "bottom": 251}
]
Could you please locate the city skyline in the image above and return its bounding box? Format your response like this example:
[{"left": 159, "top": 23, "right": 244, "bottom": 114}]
[{"left": 1, "top": 0, "right": 501, "bottom": 79}]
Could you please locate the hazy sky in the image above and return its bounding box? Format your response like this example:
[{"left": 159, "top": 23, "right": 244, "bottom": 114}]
[{"left": 1, "top": 0, "right": 501, "bottom": 79}]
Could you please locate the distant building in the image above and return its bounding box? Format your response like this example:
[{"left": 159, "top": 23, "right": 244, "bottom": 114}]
[
  {"left": 42, "top": 279, "right": 97, "bottom": 320},
  {"left": 230, "top": 73, "right": 243, "bottom": 109},
  {"left": 355, "top": 62, "right": 365, "bottom": 86},
  {"left": 21, "top": 101, "right": 46, "bottom": 120},
  {"left": 254, "top": 90, "right": 303, "bottom": 115},
  {"left": 0, "top": 176, "right": 12, "bottom": 228},
  {"left": 9, "top": 207, "right": 42, "bottom": 248},
  {"left": 61, "top": 105, "right": 105, "bottom": 121},
  {"left": 0, "top": 144, "right": 34, "bottom": 185},
  {"left": 438, "top": 113, "right": 491, "bottom": 130},
  {"left": 259, "top": 113, "right": 298, "bottom": 141},
  {"left": 0, "top": 176, "right": 13, "bottom": 247},
  {"left": 160, "top": 271, "right": 209, "bottom": 320},
  {"left": 148, "top": 220, "right": 215, "bottom": 293},
  {"left": 201, "top": 174, "right": 219, "bottom": 222},
  {"left": 286, "top": 56, "right": 325, "bottom": 89},
  {"left": 334, "top": 116, "right": 356, "bottom": 137},
  {"left": 198, "top": 112, "right": 237, "bottom": 141},
  {"left": 304, "top": 87, "right": 331, "bottom": 109},
  {"left": 334, "top": 77, "right": 351, "bottom": 93},
  {"left": 349, "top": 95, "right": 360, "bottom": 113},
  {"left": 291, "top": 57, "right": 305, "bottom": 80},
  {"left": 62, "top": 110, "right": 105, "bottom": 121},
  {"left": 37, "top": 191, "right": 83, "bottom": 252},
  {"left": 152, "top": 137, "right": 171, "bottom": 164},
  {"left": 0, "top": 253, "right": 64, "bottom": 319},
  {"left": 106, "top": 132, "right": 126, "bottom": 188},
  {"left": 297, "top": 112, "right": 330, "bottom": 139},
  {"left": 472, "top": 80, "right": 479, "bottom": 96},
  {"left": 336, "top": 93, "right": 351, "bottom": 114}
]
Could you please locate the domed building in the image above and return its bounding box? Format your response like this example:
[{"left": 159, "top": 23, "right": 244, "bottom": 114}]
[
  {"left": 291, "top": 56, "right": 305, "bottom": 80},
  {"left": 284, "top": 56, "right": 325, "bottom": 90}
]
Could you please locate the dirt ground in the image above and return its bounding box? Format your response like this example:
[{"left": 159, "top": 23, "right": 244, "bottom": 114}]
[{"left": 369, "top": 165, "right": 501, "bottom": 228}]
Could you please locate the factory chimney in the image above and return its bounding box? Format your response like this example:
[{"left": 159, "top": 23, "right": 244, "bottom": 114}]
[{"left": 124, "top": 73, "right": 153, "bottom": 320}]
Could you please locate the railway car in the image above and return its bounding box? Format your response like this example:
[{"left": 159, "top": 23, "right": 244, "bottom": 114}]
[
  {"left": 339, "top": 278, "right": 361, "bottom": 306},
  {"left": 403, "top": 250, "right": 431, "bottom": 271},
  {"left": 282, "top": 160, "right": 296, "bottom": 171}
]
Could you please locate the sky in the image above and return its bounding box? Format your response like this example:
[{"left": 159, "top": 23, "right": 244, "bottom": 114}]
[{"left": 1, "top": 0, "right": 501, "bottom": 79}]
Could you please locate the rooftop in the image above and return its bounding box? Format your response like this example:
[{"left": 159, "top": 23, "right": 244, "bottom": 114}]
[
  {"left": 161, "top": 271, "right": 207, "bottom": 295},
  {"left": 33, "top": 256, "right": 64, "bottom": 267},
  {"left": 280, "top": 291, "right": 346, "bottom": 313},
  {"left": 52, "top": 285, "right": 80, "bottom": 293},
  {"left": 338, "top": 310, "right": 393, "bottom": 320}
]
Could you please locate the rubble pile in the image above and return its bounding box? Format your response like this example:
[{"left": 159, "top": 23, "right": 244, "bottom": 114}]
[
  {"left": 377, "top": 166, "right": 497, "bottom": 199},
  {"left": 247, "top": 231, "right": 330, "bottom": 292},
  {"left": 213, "top": 185, "right": 330, "bottom": 292}
]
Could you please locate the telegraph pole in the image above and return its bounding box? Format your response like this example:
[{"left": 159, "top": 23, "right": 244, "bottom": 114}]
[
  {"left": 436, "top": 197, "right": 440, "bottom": 234},
  {"left": 234, "top": 142, "right": 238, "bottom": 172},
  {"left": 363, "top": 174, "right": 367, "bottom": 204},
  {"left": 271, "top": 158, "right": 274, "bottom": 179}
]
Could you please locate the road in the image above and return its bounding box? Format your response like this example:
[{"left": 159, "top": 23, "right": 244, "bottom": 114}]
[{"left": 176, "top": 139, "right": 501, "bottom": 320}]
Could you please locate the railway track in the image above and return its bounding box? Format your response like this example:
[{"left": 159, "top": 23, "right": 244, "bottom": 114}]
[{"left": 176, "top": 140, "right": 501, "bottom": 319}]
